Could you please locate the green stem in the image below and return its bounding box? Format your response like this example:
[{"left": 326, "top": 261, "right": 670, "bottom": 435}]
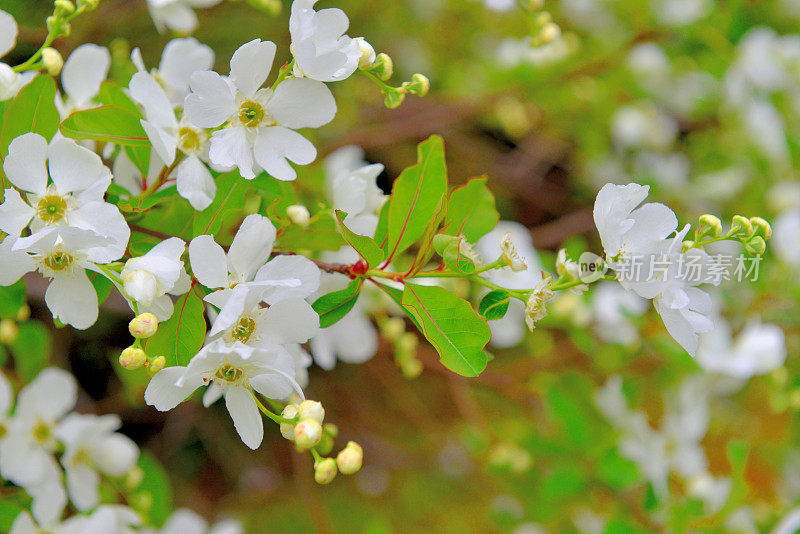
[
  {"left": 310, "top": 447, "right": 323, "bottom": 463},
  {"left": 252, "top": 392, "right": 297, "bottom": 425}
]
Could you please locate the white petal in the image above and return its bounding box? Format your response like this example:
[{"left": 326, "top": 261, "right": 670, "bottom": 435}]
[
  {"left": 150, "top": 2, "right": 198, "bottom": 33},
  {"left": 3, "top": 133, "right": 48, "bottom": 195},
  {"left": 255, "top": 255, "right": 320, "bottom": 303},
  {"left": 209, "top": 520, "right": 244, "bottom": 534},
  {"left": 142, "top": 120, "right": 177, "bottom": 165},
  {"left": 654, "top": 296, "right": 699, "bottom": 356},
  {"left": 209, "top": 126, "right": 255, "bottom": 180},
  {"left": 188, "top": 235, "right": 229, "bottom": 288},
  {"left": 144, "top": 366, "right": 198, "bottom": 411},
  {"left": 129, "top": 71, "right": 177, "bottom": 129},
  {"left": 47, "top": 137, "right": 112, "bottom": 196},
  {"left": 66, "top": 464, "right": 100, "bottom": 511},
  {"left": 0, "top": 188, "right": 34, "bottom": 236},
  {"left": 62, "top": 44, "right": 110, "bottom": 106},
  {"left": 253, "top": 126, "right": 316, "bottom": 182},
  {"left": 162, "top": 509, "right": 208, "bottom": 534},
  {"left": 625, "top": 202, "right": 678, "bottom": 252},
  {"left": 0, "top": 236, "right": 36, "bottom": 285},
  {"left": 249, "top": 370, "right": 298, "bottom": 402},
  {"left": 229, "top": 39, "right": 276, "bottom": 98},
  {"left": 260, "top": 298, "right": 319, "bottom": 345},
  {"left": 228, "top": 214, "right": 276, "bottom": 280},
  {"left": 208, "top": 284, "right": 251, "bottom": 337},
  {"left": 30, "top": 474, "right": 67, "bottom": 527},
  {"left": 45, "top": 270, "right": 98, "bottom": 330},
  {"left": 267, "top": 78, "right": 336, "bottom": 129},
  {"left": 69, "top": 201, "right": 130, "bottom": 263},
  {"left": 185, "top": 71, "right": 236, "bottom": 128},
  {"left": 202, "top": 382, "right": 223, "bottom": 407},
  {"left": 224, "top": 386, "right": 263, "bottom": 449},
  {"left": 16, "top": 367, "right": 78, "bottom": 421},
  {"left": 310, "top": 331, "right": 335, "bottom": 370},
  {"left": 0, "top": 10, "right": 18, "bottom": 58},
  {"left": 9, "top": 512, "right": 36, "bottom": 534},
  {"left": 176, "top": 154, "right": 215, "bottom": 210},
  {"left": 0, "top": 369, "right": 12, "bottom": 414},
  {"left": 159, "top": 38, "right": 215, "bottom": 104},
  {"left": 329, "top": 309, "right": 378, "bottom": 364},
  {"left": 92, "top": 434, "right": 139, "bottom": 476}
]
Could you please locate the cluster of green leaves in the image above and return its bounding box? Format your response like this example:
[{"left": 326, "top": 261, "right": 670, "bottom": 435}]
[{"left": 314, "top": 135, "right": 503, "bottom": 377}]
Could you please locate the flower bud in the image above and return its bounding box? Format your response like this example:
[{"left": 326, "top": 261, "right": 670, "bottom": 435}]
[
  {"left": 249, "top": 0, "right": 281, "bottom": 15},
  {"left": 336, "top": 441, "right": 363, "bottom": 475},
  {"left": 403, "top": 73, "right": 430, "bottom": 97},
  {"left": 383, "top": 86, "right": 406, "bottom": 109},
  {"left": 124, "top": 466, "right": 144, "bottom": 490},
  {"left": 129, "top": 313, "right": 158, "bottom": 339},
  {"left": 41, "top": 48, "right": 64, "bottom": 76},
  {"left": 323, "top": 423, "right": 339, "bottom": 438},
  {"left": 316, "top": 433, "right": 335, "bottom": 455},
  {"left": 731, "top": 215, "right": 753, "bottom": 236},
  {"left": 697, "top": 214, "right": 723, "bottom": 238},
  {"left": 286, "top": 204, "right": 310, "bottom": 227},
  {"left": 380, "top": 317, "right": 405, "bottom": 342},
  {"left": 314, "top": 458, "right": 337, "bottom": 484},
  {"left": 46, "top": 15, "right": 70, "bottom": 37},
  {"left": 55, "top": 0, "right": 76, "bottom": 15},
  {"left": 298, "top": 400, "right": 325, "bottom": 424},
  {"left": 501, "top": 233, "right": 527, "bottom": 271},
  {"left": 122, "top": 268, "right": 159, "bottom": 307},
  {"left": 749, "top": 217, "right": 772, "bottom": 240},
  {"left": 401, "top": 358, "right": 423, "bottom": 379},
  {"left": 148, "top": 356, "right": 166, "bottom": 376},
  {"left": 16, "top": 305, "right": 30, "bottom": 322},
  {"left": 0, "top": 64, "right": 22, "bottom": 102},
  {"left": 538, "top": 22, "right": 561, "bottom": 45},
  {"left": 0, "top": 320, "right": 18, "bottom": 345},
  {"left": 355, "top": 37, "right": 376, "bottom": 69},
  {"left": 372, "top": 53, "right": 394, "bottom": 80},
  {"left": 280, "top": 404, "right": 300, "bottom": 440},
  {"left": 527, "top": 0, "right": 545, "bottom": 9},
  {"left": 745, "top": 236, "right": 766, "bottom": 256},
  {"left": 119, "top": 347, "right": 147, "bottom": 370},
  {"left": 294, "top": 418, "right": 323, "bottom": 449}
]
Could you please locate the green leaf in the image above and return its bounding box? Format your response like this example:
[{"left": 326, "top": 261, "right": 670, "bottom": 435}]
[
  {"left": 478, "top": 290, "right": 510, "bottom": 320},
  {"left": 274, "top": 212, "right": 344, "bottom": 252},
  {"left": 0, "top": 494, "right": 26, "bottom": 532},
  {"left": 401, "top": 282, "right": 490, "bottom": 377},
  {"left": 10, "top": 321, "right": 52, "bottom": 381},
  {"left": 0, "top": 280, "right": 27, "bottom": 319},
  {"left": 60, "top": 105, "right": 150, "bottom": 146},
  {"left": 192, "top": 171, "right": 248, "bottom": 238},
  {"left": 136, "top": 452, "right": 173, "bottom": 526},
  {"left": 97, "top": 80, "right": 141, "bottom": 114},
  {"left": 385, "top": 135, "right": 448, "bottom": 260},
  {"left": 443, "top": 176, "right": 499, "bottom": 242},
  {"left": 145, "top": 288, "right": 207, "bottom": 366},
  {"left": 312, "top": 279, "right": 362, "bottom": 328},
  {"left": 432, "top": 234, "right": 475, "bottom": 274},
  {"left": 371, "top": 281, "right": 422, "bottom": 332},
  {"left": 0, "top": 75, "right": 60, "bottom": 190},
  {"left": 335, "top": 210, "right": 384, "bottom": 267}
]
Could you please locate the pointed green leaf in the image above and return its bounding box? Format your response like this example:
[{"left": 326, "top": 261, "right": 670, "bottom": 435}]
[
  {"left": 385, "top": 135, "right": 448, "bottom": 261},
  {"left": 312, "top": 279, "right": 362, "bottom": 327},
  {"left": 60, "top": 105, "right": 150, "bottom": 146},
  {"left": 335, "top": 210, "right": 384, "bottom": 267},
  {"left": 401, "top": 282, "right": 490, "bottom": 377},
  {"left": 478, "top": 290, "right": 511, "bottom": 320},
  {"left": 144, "top": 287, "right": 206, "bottom": 366},
  {"left": 192, "top": 171, "right": 248, "bottom": 239},
  {"left": 444, "top": 176, "right": 499, "bottom": 242}
]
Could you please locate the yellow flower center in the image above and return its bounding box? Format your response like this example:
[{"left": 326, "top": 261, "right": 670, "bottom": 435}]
[
  {"left": 178, "top": 127, "right": 201, "bottom": 152},
  {"left": 32, "top": 420, "right": 51, "bottom": 444},
  {"left": 230, "top": 316, "right": 257, "bottom": 344},
  {"left": 43, "top": 250, "right": 74, "bottom": 272},
  {"left": 0, "top": 421, "right": 6, "bottom": 441},
  {"left": 36, "top": 195, "right": 68, "bottom": 225},
  {"left": 238, "top": 101, "right": 265, "bottom": 128},
  {"left": 214, "top": 363, "right": 244, "bottom": 384}
]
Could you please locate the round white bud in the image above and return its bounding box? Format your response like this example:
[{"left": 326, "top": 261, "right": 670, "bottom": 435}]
[
  {"left": 336, "top": 441, "right": 363, "bottom": 475},
  {"left": 314, "top": 458, "right": 337, "bottom": 484},
  {"left": 286, "top": 204, "right": 310, "bottom": 227},
  {"left": 129, "top": 313, "right": 158, "bottom": 339},
  {"left": 280, "top": 404, "right": 300, "bottom": 440},
  {"left": 122, "top": 269, "right": 159, "bottom": 307},
  {"left": 298, "top": 400, "right": 325, "bottom": 424},
  {"left": 294, "top": 418, "right": 323, "bottom": 449}
]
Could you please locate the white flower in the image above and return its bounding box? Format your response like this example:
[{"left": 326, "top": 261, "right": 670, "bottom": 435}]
[
  {"left": 208, "top": 284, "right": 319, "bottom": 351},
  {"left": 0, "top": 10, "right": 34, "bottom": 102},
  {"left": 55, "top": 413, "right": 139, "bottom": 511},
  {"left": 82, "top": 505, "right": 141, "bottom": 534},
  {"left": 9, "top": 511, "right": 88, "bottom": 534},
  {"left": 477, "top": 221, "right": 543, "bottom": 347},
  {"left": 326, "top": 152, "right": 385, "bottom": 234},
  {"left": 184, "top": 39, "right": 336, "bottom": 180},
  {"left": 593, "top": 182, "right": 678, "bottom": 264},
  {"left": 590, "top": 282, "right": 648, "bottom": 346},
  {"left": 141, "top": 509, "right": 243, "bottom": 534},
  {"left": 144, "top": 339, "right": 303, "bottom": 449},
  {"left": 0, "top": 369, "right": 76, "bottom": 524},
  {"left": 189, "top": 214, "right": 320, "bottom": 310},
  {"left": 310, "top": 300, "right": 378, "bottom": 369},
  {"left": 773, "top": 209, "right": 800, "bottom": 266},
  {"left": 289, "top": 0, "right": 364, "bottom": 82},
  {"left": 0, "top": 132, "right": 130, "bottom": 263},
  {"left": 132, "top": 37, "right": 215, "bottom": 106},
  {"left": 121, "top": 237, "right": 189, "bottom": 318},
  {"left": 56, "top": 44, "right": 111, "bottom": 117},
  {"left": 147, "top": 0, "right": 223, "bottom": 34},
  {"left": 130, "top": 71, "right": 217, "bottom": 209},
  {"left": 610, "top": 104, "right": 678, "bottom": 150},
  {"left": 696, "top": 318, "right": 786, "bottom": 379},
  {"left": 0, "top": 228, "right": 114, "bottom": 329}
]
